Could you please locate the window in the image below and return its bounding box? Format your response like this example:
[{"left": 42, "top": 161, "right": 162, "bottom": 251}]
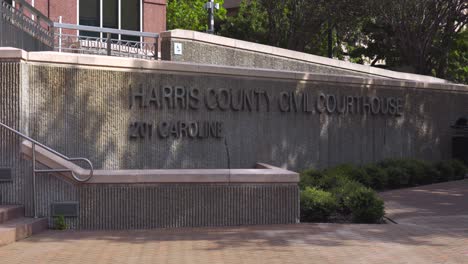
[
  {"left": 79, "top": 0, "right": 100, "bottom": 37},
  {"left": 121, "top": 0, "right": 140, "bottom": 41}
]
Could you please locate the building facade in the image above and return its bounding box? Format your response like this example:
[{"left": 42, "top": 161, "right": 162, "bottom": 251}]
[{"left": 10, "top": 0, "right": 166, "bottom": 34}]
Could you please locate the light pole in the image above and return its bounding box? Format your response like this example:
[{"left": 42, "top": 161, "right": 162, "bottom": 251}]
[{"left": 204, "top": 0, "right": 219, "bottom": 34}]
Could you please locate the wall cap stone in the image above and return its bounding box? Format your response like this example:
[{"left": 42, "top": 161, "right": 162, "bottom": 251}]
[
  {"left": 20, "top": 141, "right": 299, "bottom": 184},
  {"left": 0, "top": 47, "right": 27, "bottom": 60},
  {"left": 161, "top": 29, "right": 450, "bottom": 84},
  {"left": 0, "top": 48, "right": 467, "bottom": 92}
]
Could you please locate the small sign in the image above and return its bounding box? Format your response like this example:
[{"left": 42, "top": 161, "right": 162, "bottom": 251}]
[{"left": 174, "top": 43, "right": 183, "bottom": 55}]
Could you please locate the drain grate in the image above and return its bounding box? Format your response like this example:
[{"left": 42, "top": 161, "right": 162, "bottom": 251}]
[
  {"left": 51, "top": 202, "right": 79, "bottom": 217},
  {"left": 0, "top": 168, "right": 12, "bottom": 182}
]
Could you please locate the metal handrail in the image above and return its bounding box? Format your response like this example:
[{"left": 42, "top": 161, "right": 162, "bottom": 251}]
[
  {"left": 53, "top": 22, "right": 159, "bottom": 59},
  {"left": 0, "top": 121, "right": 94, "bottom": 218},
  {"left": 54, "top": 22, "right": 159, "bottom": 38}
]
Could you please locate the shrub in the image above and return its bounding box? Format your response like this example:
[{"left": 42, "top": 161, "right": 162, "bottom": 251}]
[
  {"left": 362, "top": 164, "right": 388, "bottom": 190},
  {"left": 378, "top": 158, "right": 439, "bottom": 188},
  {"left": 378, "top": 158, "right": 407, "bottom": 169},
  {"left": 342, "top": 186, "right": 385, "bottom": 223},
  {"left": 435, "top": 160, "right": 454, "bottom": 182},
  {"left": 317, "top": 172, "right": 351, "bottom": 190},
  {"left": 449, "top": 160, "right": 468, "bottom": 180},
  {"left": 330, "top": 180, "right": 364, "bottom": 216},
  {"left": 384, "top": 166, "right": 410, "bottom": 188},
  {"left": 324, "top": 164, "right": 372, "bottom": 187},
  {"left": 436, "top": 160, "right": 467, "bottom": 181},
  {"left": 405, "top": 159, "right": 437, "bottom": 186},
  {"left": 299, "top": 168, "right": 323, "bottom": 189},
  {"left": 54, "top": 215, "right": 67, "bottom": 230},
  {"left": 300, "top": 187, "right": 338, "bottom": 222}
]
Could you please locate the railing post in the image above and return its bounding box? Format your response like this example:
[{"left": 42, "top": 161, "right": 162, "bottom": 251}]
[
  {"left": 153, "top": 36, "right": 158, "bottom": 60},
  {"left": 58, "top": 16, "right": 62, "bottom": 52},
  {"left": 106, "top": 32, "right": 111, "bottom": 56},
  {"left": 32, "top": 142, "right": 37, "bottom": 219}
]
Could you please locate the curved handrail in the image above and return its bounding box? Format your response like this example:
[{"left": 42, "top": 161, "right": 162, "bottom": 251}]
[{"left": 0, "top": 122, "right": 94, "bottom": 182}]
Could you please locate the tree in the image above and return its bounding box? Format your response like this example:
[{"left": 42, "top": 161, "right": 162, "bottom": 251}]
[
  {"left": 367, "top": 0, "right": 468, "bottom": 77},
  {"left": 167, "top": 0, "right": 227, "bottom": 32},
  {"left": 171, "top": 0, "right": 468, "bottom": 83},
  {"left": 446, "top": 30, "right": 468, "bottom": 84},
  {"left": 220, "top": 0, "right": 369, "bottom": 57},
  {"left": 219, "top": 0, "right": 268, "bottom": 44}
]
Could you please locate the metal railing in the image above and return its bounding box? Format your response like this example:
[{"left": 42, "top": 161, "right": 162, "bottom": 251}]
[
  {"left": 54, "top": 22, "right": 159, "bottom": 60},
  {"left": 0, "top": 121, "right": 94, "bottom": 218},
  {"left": 0, "top": 0, "right": 54, "bottom": 51}
]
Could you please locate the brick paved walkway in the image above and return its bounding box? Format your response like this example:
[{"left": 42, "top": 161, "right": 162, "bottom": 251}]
[
  {"left": 380, "top": 179, "right": 468, "bottom": 232},
  {"left": 1, "top": 180, "right": 467, "bottom": 264}
]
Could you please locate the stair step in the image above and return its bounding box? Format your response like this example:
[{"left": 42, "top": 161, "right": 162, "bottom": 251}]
[
  {"left": 0, "top": 205, "right": 24, "bottom": 224},
  {"left": 0, "top": 217, "right": 48, "bottom": 246}
]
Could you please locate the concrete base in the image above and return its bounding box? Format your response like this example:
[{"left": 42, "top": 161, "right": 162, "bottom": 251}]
[
  {"left": 0, "top": 206, "right": 48, "bottom": 246},
  {"left": 75, "top": 183, "right": 299, "bottom": 230}
]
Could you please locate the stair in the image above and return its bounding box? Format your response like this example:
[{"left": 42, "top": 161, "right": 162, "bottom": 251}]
[{"left": 0, "top": 205, "right": 48, "bottom": 246}]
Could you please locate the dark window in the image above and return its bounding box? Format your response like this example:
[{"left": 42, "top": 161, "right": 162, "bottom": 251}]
[
  {"left": 121, "top": 0, "right": 140, "bottom": 41},
  {"left": 79, "top": 0, "right": 100, "bottom": 37},
  {"left": 103, "top": 0, "right": 118, "bottom": 39}
]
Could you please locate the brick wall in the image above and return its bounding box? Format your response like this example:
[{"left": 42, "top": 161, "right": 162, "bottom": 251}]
[{"left": 28, "top": 0, "right": 166, "bottom": 33}]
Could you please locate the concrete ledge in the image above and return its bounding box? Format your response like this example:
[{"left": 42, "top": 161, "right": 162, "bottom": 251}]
[
  {"left": 161, "top": 29, "right": 449, "bottom": 84},
  {"left": 20, "top": 141, "right": 299, "bottom": 184},
  {"left": 0, "top": 48, "right": 467, "bottom": 92},
  {"left": 0, "top": 47, "right": 28, "bottom": 60}
]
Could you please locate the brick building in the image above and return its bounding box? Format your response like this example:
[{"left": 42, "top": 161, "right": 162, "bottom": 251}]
[{"left": 7, "top": 0, "right": 166, "bottom": 34}]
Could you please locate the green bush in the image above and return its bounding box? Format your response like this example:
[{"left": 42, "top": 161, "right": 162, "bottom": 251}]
[
  {"left": 363, "top": 164, "right": 388, "bottom": 190},
  {"left": 436, "top": 160, "right": 467, "bottom": 181},
  {"left": 405, "top": 159, "right": 437, "bottom": 186},
  {"left": 317, "top": 172, "right": 351, "bottom": 190},
  {"left": 378, "top": 158, "right": 406, "bottom": 169},
  {"left": 377, "top": 158, "right": 439, "bottom": 188},
  {"left": 300, "top": 187, "right": 338, "bottom": 222},
  {"left": 330, "top": 179, "right": 364, "bottom": 216},
  {"left": 449, "top": 160, "right": 467, "bottom": 180},
  {"left": 298, "top": 158, "right": 466, "bottom": 224},
  {"left": 435, "top": 160, "right": 454, "bottom": 182},
  {"left": 54, "top": 215, "right": 67, "bottom": 230},
  {"left": 299, "top": 168, "right": 323, "bottom": 189},
  {"left": 384, "top": 166, "right": 410, "bottom": 188},
  {"left": 324, "top": 164, "right": 372, "bottom": 187},
  {"left": 342, "top": 186, "right": 385, "bottom": 223}
]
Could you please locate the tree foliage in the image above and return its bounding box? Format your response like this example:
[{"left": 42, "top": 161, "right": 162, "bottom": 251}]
[
  {"left": 220, "top": 0, "right": 268, "bottom": 44},
  {"left": 220, "top": 0, "right": 367, "bottom": 56},
  {"left": 168, "top": 0, "right": 468, "bottom": 83},
  {"left": 447, "top": 30, "right": 468, "bottom": 84},
  {"left": 368, "top": 0, "right": 468, "bottom": 78},
  {"left": 167, "top": 0, "right": 226, "bottom": 31}
]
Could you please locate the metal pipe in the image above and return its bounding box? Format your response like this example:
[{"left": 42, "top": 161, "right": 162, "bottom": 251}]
[
  {"left": 54, "top": 22, "right": 159, "bottom": 38},
  {"left": 153, "top": 36, "right": 158, "bottom": 60},
  {"left": 58, "top": 16, "right": 62, "bottom": 52},
  {"left": 0, "top": 121, "right": 94, "bottom": 182},
  {"left": 32, "top": 142, "right": 37, "bottom": 218}
]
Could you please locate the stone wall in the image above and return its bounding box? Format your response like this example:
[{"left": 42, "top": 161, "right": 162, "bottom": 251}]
[
  {"left": 160, "top": 30, "right": 448, "bottom": 84},
  {"left": 22, "top": 63, "right": 467, "bottom": 171},
  {"left": 1, "top": 49, "right": 467, "bottom": 227}
]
